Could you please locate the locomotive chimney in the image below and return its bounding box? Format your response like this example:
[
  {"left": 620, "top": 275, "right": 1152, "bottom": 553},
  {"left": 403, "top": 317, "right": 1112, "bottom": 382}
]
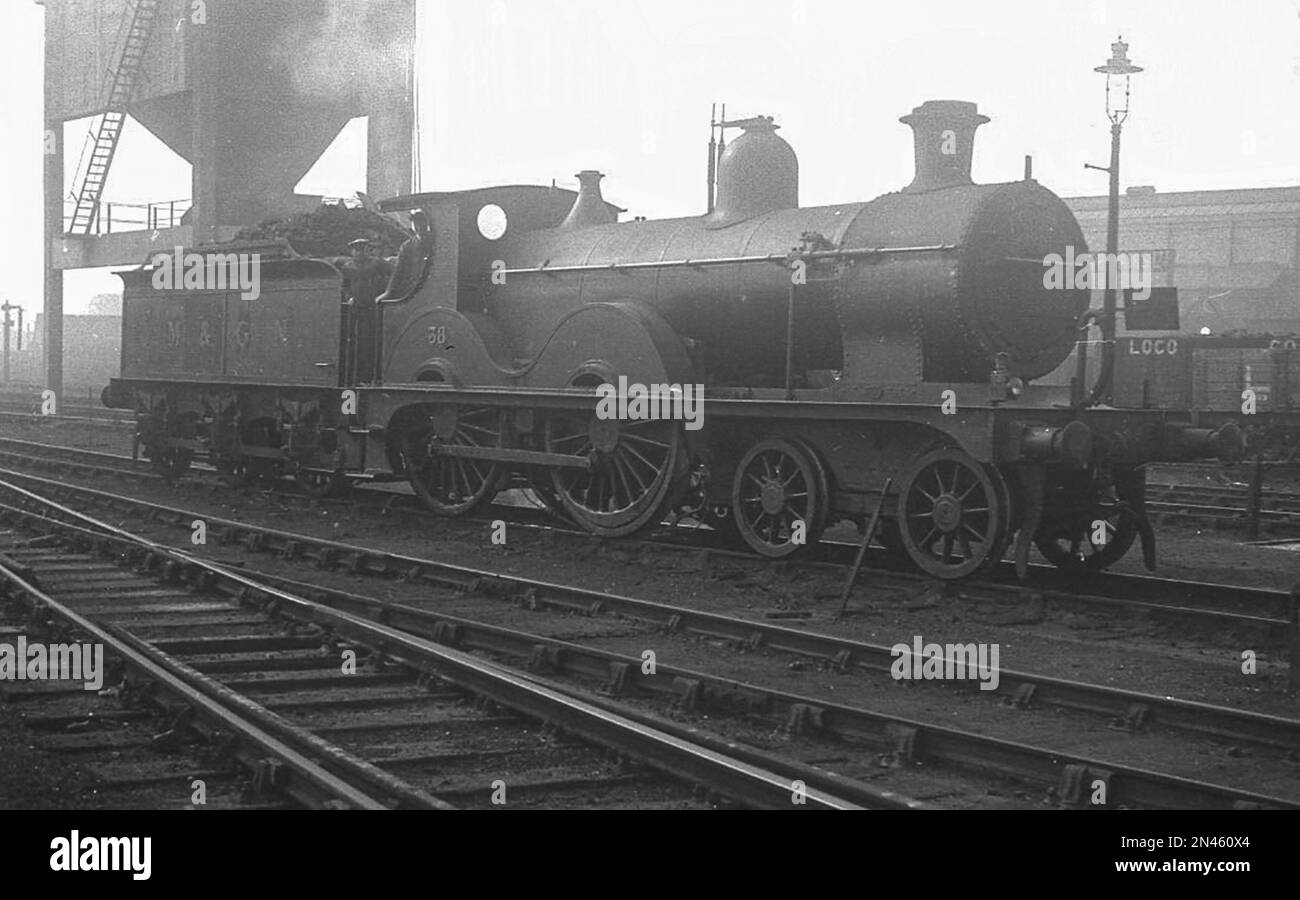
[
  {"left": 706, "top": 116, "right": 798, "bottom": 227},
  {"left": 899, "top": 100, "right": 989, "bottom": 193},
  {"left": 560, "top": 170, "right": 617, "bottom": 228}
]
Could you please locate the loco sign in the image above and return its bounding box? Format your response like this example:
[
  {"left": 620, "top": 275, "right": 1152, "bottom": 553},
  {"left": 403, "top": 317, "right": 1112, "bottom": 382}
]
[{"left": 1126, "top": 337, "right": 1178, "bottom": 356}]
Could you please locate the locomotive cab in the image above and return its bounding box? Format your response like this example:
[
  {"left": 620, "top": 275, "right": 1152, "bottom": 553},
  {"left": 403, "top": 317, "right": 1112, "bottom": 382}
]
[{"left": 375, "top": 185, "right": 621, "bottom": 385}]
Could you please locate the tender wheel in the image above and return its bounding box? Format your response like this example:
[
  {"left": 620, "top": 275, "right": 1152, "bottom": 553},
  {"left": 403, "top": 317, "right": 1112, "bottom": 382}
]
[
  {"left": 148, "top": 447, "right": 192, "bottom": 480},
  {"left": 1034, "top": 503, "right": 1137, "bottom": 573},
  {"left": 215, "top": 456, "right": 255, "bottom": 487},
  {"left": 403, "top": 406, "right": 504, "bottom": 516},
  {"left": 730, "top": 439, "right": 828, "bottom": 558},
  {"left": 897, "top": 448, "right": 1009, "bottom": 579},
  {"left": 246, "top": 458, "right": 282, "bottom": 487},
  {"left": 544, "top": 414, "right": 683, "bottom": 537},
  {"left": 295, "top": 468, "right": 349, "bottom": 499}
]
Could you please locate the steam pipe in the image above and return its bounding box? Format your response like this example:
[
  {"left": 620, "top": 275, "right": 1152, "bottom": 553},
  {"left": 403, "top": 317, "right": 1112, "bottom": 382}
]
[
  {"left": 1019, "top": 421, "right": 1093, "bottom": 467},
  {"left": 494, "top": 243, "right": 958, "bottom": 276},
  {"left": 707, "top": 103, "right": 717, "bottom": 213}
]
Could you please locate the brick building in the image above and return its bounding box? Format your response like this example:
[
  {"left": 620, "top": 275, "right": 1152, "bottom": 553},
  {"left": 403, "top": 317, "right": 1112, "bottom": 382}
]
[{"left": 1064, "top": 185, "right": 1300, "bottom": 336}]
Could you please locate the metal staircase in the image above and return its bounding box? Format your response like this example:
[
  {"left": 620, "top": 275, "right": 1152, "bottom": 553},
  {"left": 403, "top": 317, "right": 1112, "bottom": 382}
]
[{"left": 67, "top": 0, "right": 160, "bottom": 235}]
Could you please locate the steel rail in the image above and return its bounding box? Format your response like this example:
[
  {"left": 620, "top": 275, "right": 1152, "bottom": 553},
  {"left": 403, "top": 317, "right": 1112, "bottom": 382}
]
[
  {"left": 1151, "top": 483, "right": 1300, "bottom": 503},
  {"left": 223, "top": 565, "right": 1300, "bottom": 755},
  {"left": 1147, "top": 500, "right": 1300, "bottom": 523},
  {"left": 0, "top": 556, "right": 399, "bottom": 810},
  {"left": 102, "top": 622, "right": 455, "bottom": 811},
  {"left": 980, "top": 558, "right": 1297, "bottom": 622},
  {"left": 5, "top": 453, "right": 1293, "bottom": 618},
  {"left": 0, "top": 408, "right": 133, "bottom": 428},
  {"left": 0, "top": 485, "right": 872, "bottom": 810},
  {"left": 5, "top": 460, "right": 1294, "bottom": 749},
  {"left": 0, "top": 437, "right": 147, "bottom": 468},
  {"left": 8, "top": 433, "right": 1297, "bottom": 541},
  {"left": 0, "top": 456, "right": 1291, "bottom": 634}
]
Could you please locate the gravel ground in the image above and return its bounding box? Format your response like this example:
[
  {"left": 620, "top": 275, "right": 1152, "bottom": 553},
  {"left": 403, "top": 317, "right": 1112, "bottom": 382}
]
[{"left": 0, "top": 703, "right": 99, "bottom": 809}]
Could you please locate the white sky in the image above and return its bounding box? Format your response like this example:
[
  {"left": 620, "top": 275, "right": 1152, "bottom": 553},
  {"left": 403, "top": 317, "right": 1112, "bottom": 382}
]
[{"left": 2, "top": 0, "right": 1299, "bottom": 314}]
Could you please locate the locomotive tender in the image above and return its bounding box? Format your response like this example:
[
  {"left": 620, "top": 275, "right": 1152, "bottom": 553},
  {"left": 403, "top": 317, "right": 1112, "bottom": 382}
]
[{"left": 105, "top": 100, "right": 1244, "bottom": 579}]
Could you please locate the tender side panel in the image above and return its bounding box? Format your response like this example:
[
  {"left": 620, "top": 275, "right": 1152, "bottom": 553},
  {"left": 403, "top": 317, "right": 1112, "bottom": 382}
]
[
  {"left": 184, "top": 291, "right": 227, "bottom": 376},
  {"left": 121, "top": 289, "right": 227, "bottom": 379},
  {"left": 119, "top": 261, "right": 342, "bottom": 386},
  {"left": 224, "top": 281, "right": 341, "bottom": 384}
]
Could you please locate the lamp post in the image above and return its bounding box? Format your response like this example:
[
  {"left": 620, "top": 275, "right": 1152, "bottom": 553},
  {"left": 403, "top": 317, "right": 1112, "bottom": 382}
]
[{"left": 1082, "top": 36, "right": 1143, "bottom": 406}]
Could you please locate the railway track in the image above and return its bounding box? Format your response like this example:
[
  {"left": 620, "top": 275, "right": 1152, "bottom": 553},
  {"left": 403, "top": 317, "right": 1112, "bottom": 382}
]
[
  {"left": 0, "top": 440, "right": 1293, "bottom": 644},
  {"left": 2, "top": 470, "right": 1298, "bottom": 809},
  {"left": 0, "top": 402, "right": 133, "bottom": 430},
  {"left": 1146, "top": 481, "right": 1300, "bottom": 531},
  {"left": 6, "top": 429, "right": 1300, "bottom": 538},
  {"left": 1150, "top": 482, "right": 1300, "bottom": 508},
  {"left": 1, "top": 482, "right": 895, "bottom": 810}
]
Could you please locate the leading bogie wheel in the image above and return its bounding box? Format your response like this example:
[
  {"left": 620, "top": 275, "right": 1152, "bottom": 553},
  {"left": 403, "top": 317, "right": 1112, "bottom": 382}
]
[
  {"left": 1034, "top": 504, "right": 1137, "bottom": 573},
  {"left": 896, "top": 447, "right": 1009, "bottom": 579},
  {"left": 730, "top": 438, "right": 829, "bottom": 558}
]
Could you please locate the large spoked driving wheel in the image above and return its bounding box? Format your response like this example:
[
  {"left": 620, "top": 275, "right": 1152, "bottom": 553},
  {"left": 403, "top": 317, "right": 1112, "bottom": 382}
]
[
  {"left": 525, "top": 474, "right": 572, "bottom": 522},
  {"left": 403, "top": 407, "right": 504, "bottom": 516},
  {"left": 1034, "top": 502, "right": 1137, "bottom": 573},
  {"left": 544, "top": 414, "right": 683, "bottom": 537},
  {"left": 730, "top": 439, "right": 828, "bottom": 558},
  {"left": 897, "top": 448, "right": 1009, "bottom": 579}
]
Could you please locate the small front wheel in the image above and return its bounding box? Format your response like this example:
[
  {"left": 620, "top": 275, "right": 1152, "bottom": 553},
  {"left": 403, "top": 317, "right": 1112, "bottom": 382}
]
[
  {"left": 896, "top": 448, "right": 1009, "bottom": 579},
  {"left": 730, "top": 438, "right": 828, "bottom": 558},
  {"left": 1034, "top": 505, "right": 1137, "bottom": 573}
]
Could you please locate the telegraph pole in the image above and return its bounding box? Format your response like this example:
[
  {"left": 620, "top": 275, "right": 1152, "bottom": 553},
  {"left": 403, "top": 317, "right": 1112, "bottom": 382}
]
[{"left": 1, "top": 301, "right": 22, "bottom": 384}]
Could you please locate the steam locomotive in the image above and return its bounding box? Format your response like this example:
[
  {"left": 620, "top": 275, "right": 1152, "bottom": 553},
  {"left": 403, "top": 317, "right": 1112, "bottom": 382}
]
[{"left": 104, "top": 100, "right": 1244, "bottom": 580}]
